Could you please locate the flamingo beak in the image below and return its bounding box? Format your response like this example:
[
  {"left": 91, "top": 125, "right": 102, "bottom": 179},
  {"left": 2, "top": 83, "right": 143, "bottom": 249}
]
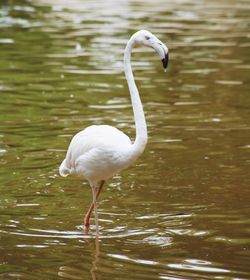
[{"left": 162, "top": 53, "right": 169, "bottom": 69}]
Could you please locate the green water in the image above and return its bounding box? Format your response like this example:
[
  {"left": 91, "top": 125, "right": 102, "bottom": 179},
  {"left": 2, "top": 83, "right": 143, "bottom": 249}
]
[{"left": 0, "top": 0, "right": 250, "bottom": 279}]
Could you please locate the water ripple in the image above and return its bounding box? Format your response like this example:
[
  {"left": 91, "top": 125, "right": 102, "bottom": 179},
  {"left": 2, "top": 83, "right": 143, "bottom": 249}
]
[{"left": 1, "top": 0, "right": 250, "bottom": 279}]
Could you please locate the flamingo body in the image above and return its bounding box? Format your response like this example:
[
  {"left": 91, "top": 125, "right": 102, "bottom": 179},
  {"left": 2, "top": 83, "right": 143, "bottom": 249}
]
[{"left": 59, "top": 125, "right": 137, "bottom": 182}]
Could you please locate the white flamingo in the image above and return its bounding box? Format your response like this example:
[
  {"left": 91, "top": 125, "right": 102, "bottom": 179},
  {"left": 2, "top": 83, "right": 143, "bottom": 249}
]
[{"left": 59, "top": 30, "right": 169, "bottom": 235}]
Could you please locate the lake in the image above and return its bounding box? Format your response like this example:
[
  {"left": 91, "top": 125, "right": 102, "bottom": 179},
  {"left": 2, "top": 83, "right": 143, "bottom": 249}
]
[{"left": 0, "top": 0, "right": 250, "bottom": 279}]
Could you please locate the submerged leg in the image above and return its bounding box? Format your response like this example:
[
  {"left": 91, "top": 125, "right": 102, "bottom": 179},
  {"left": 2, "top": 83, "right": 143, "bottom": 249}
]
[{"left": 84, "top": 180, "right": 105, "bottom": 228}]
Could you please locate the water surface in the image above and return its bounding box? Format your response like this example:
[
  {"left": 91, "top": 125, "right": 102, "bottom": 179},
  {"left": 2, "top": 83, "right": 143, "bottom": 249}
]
[{"left": 0, "top": 0, "right": 250, "bottom": 279}]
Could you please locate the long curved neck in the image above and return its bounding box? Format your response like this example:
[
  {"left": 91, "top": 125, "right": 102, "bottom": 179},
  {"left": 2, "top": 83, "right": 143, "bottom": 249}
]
[{"left": 124, "top": 37, "right": 148, "bottom": 158}]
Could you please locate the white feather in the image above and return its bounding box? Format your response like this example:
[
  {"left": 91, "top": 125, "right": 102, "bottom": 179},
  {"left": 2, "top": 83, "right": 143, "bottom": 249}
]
[{"left": 59, "top": 125, "right": 136, "bottom": 181}]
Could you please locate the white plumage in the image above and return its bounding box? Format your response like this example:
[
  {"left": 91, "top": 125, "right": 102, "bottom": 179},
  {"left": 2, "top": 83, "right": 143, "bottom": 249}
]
[
  {"left": 59, "top": 30, "right": 169, "bottom": 235},
  {"left": 59, "top": 125, "right": 134, "bottom": 181}
]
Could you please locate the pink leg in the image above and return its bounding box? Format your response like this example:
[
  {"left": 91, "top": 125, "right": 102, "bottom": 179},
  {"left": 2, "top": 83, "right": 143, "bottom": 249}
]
[{"left": 84, "top": 180, "right": 105, "bottom": 228}]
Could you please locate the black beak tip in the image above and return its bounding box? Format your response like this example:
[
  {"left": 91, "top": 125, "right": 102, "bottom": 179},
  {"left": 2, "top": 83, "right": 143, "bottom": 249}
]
[{"left": 162, "top": 53, "right": 169, "bottom": 69}]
